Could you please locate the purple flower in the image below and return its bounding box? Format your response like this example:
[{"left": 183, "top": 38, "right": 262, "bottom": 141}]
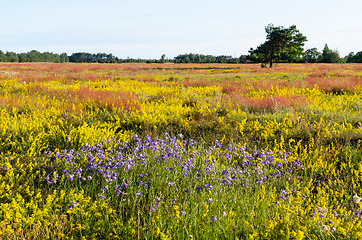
[
  {"left": 181, "top": 211, "right": 186, "bottom": 216},
  {"left": 208, "top": 198, "right": 213, "bottom": 203},
  {"left": 68, "top": 174, "right": 74, "bottom": 181},
  {"left": 211, "top": 216, "right": 217, "bottom": 222},
  {"left": 68, "top": 202, "right": 77, "bottom": 210},
  {"left": 354, "top": 210, "right": 361, "bottom": 217},
  {"left": 136, "top": 192, "right": 142, "bottom": 196}
]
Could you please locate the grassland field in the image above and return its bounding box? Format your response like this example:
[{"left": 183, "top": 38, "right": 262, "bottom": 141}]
[{"left": 0, "top": 62, "right": 361, "bottom": 239}]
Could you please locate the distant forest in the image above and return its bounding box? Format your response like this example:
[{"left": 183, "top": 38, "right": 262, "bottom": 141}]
[{"left": 0, "top": 47, "right": 361, "bottom": 64}]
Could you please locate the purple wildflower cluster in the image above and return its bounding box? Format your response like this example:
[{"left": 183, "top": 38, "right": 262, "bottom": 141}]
[
  {"left": 44, "top": 134, "right": 304, "bottom": 201},
  {"left": 43, "top": 173, "right": 58, "bottom": 185},
  {"left": 310, "top": 208, "right": 337, "bottom": 232}
]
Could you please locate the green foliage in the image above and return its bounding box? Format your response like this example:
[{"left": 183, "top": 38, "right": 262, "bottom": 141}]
[
  {"left": 59, "top": 53, "right": 69, "bottom": 63},
  {"left": 248, "top": 24, "right": 307, "bottom": 67},
  {"left": 69, "top": 52, "right": 117, "bottom": 63},
  {"left": 346, "top": 51, "right": 362, "bottom": 63},
  {"left": 0, "top": 50, "right": 7, "bottom": 62},
  {"left": 160, "top": 54, "right": 166, "bottom": 63},
  {"left": 0, "top": 50, "right": 67, "bottom": 63},
  {"left": 319, "top": 44, "right": 341, "bottom": 63},
  {"left": 6, "top": 51, "right": 19, "bottom": 62},
  {"left": 304, "top": 48, "right": 321, "bottom": 63},
  {"left": 174, "top": 53, "right": 239, "bottom": 63}
]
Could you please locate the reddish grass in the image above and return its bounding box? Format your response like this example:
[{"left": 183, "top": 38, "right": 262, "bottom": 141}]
[
  {"left": 305, "top": 76, "right": 362, "bottom": 93},
  {"left": 182, "top": 79, "right": 216, "bottom": 88},
  {"left": 25, "top": 83, "right": 140, "bottom": 113},
  {"left": 73, "top": 87, "right": 139, "bottom": 112},
  {"left": 225, "top": 94, "right": 310, "bottom": 113},
  {"left": 222, "top": 85, "right": 239, "bottom": 94}
]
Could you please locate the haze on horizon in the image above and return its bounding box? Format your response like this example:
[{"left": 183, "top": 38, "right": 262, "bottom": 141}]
[{"left": 1, "top": 0, "right": 361, "bottom": 59}]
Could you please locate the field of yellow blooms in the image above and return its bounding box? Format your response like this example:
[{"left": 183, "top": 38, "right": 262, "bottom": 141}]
[{"left": 0, "top": 62, "right": 361, "bottom": 239}]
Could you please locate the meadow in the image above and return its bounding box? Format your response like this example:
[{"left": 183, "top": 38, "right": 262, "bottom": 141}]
[{"left": 0, "top": 62, "right": 361, "bottom": 239}]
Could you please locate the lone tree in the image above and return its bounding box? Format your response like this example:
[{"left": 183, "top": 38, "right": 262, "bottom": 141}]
[{"left": 248, "top": 24, "right": 307, "bottom": 67}]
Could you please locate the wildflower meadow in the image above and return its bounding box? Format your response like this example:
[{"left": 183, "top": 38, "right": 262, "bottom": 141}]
[{"left": 0, "top": 62, "right": 361, "bottom": 239}]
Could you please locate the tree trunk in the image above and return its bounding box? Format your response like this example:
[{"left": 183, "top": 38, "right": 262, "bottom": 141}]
[{"left": 269, "top": 59, "right": 273, "bottom": 68}]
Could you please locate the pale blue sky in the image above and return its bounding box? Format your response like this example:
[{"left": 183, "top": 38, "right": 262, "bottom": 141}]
[{"left": 1, "top": 0, "right": 361, "bottom": 59}]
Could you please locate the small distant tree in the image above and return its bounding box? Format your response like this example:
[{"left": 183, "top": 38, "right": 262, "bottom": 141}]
[
  {"left": 0, "top": 50, "right": 7, "bottom": 62},
  {"left": 319, "top": 44, "right": 341, "bottom": 63},
  {"left": 60, "top": 53, "right": 69, "bottom": 63},
  {"left": 354, "top": 52, "right": 362, "bottom": 63},
  {"left": 18, "top": 53, "right": 29, "bottom": 62},
  {"left": 27, "top": 50, "right": 42, "bottom": 62},
  {"left": 239, "top": 55, "right": 248, "bottom": 64},
  {"left": 6, "top": 51, "right": 19, "bottom": 62},
  {"left": 304, "top": 48, "right": 321, "bottom": 63},
  {"left": 248, "top": 24, "right": 307, "bottom": 67},
  {"left": 160, "top": 54, "right": 166, "bottom": 63}
]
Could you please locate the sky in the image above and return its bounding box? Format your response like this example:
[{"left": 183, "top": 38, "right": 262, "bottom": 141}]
[{"left": 1, "top": 0, "right": 361, "bottom": 59}]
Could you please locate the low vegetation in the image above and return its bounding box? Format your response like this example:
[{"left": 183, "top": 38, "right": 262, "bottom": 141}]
[{"left": 0, "top": 62, "right": 361, "bottom": 239}]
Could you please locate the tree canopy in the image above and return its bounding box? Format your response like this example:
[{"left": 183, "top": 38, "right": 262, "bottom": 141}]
[
  {"left": 248, "top": 24, "right": 307, "bottom": 67},
  {"left": 319, "top": 44, "right": 341, "bottom": 63},
  {"left": 346, "top": 51, "right": 362, "bottom": 63},
  {"left": 304, "top": 48, "right": 321, "bottom": 63}
]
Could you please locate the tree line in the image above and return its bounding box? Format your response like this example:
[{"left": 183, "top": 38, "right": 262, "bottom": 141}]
[
  {"left": 0, "top": 50, "right": 70, "bottom": 63},
  {"left": 0, "top": 50, "right": 119, "bottom": 63},
  {"left": 0, "top": 50, "right": 244, "bottom": 64},
  {"left": 300, "top": 45, "right": 361, "bottom": 64},
  {"left": 0, "top": 38, "right": 361, "bottom": 65}
]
